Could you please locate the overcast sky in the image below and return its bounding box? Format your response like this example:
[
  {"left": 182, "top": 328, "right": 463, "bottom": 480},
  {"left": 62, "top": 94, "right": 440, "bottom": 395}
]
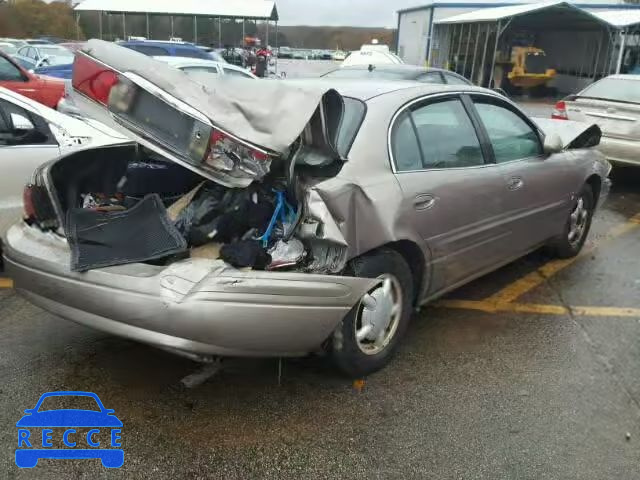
[{"left": 275, "top": 0, "right": 424, "bottom": 27}]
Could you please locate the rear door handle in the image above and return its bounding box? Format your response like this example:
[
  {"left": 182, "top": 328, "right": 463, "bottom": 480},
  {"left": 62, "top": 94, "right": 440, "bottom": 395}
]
[
  {"left": 507, "top": 177, "right": 524, "bottom": 191},
  {"left": 413, "top": 194, "right": 436, "bottom": 210}
]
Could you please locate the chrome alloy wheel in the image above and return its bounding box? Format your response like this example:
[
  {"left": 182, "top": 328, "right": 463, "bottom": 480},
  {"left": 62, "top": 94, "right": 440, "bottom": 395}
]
[
  {"left": 354, "top": 274, "right": 403, "bottom": 356},
  {"left": 568, "top": 195, "right": 589, "bottom": 247}
]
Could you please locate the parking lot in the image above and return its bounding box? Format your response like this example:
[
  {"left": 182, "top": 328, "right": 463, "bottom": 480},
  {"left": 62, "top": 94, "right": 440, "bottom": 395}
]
[{"left": 1, "top": 148, "right": 639, "bottom": 477}]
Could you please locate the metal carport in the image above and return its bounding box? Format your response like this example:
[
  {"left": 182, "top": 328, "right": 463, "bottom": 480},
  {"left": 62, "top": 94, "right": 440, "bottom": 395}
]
[
  {"left": 593, "top": 10, "right": 640, "bottom": 75},
  {"left": 431, "top": 1, "right": 615, "bottom": 93},
  {"left": 73, "top": 0, "right": 279, "bottom": 49}
]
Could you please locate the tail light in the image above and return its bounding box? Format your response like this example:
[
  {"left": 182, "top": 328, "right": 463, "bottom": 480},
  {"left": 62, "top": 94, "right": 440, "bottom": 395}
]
[
  {"left": 23, "top": 185, "right": 37, "bottom": 221},
  {"left": 552, "top": 100, "right": 569, "bottom": 120},
  {"left": 72, "top": 54, "right": 119, "bottom": 105},
  {"left": 23, "top": 185, "right": 58, "bottom": 229},
  {"left": 204, "top": 129, "right": 271, "bottom": 179}
]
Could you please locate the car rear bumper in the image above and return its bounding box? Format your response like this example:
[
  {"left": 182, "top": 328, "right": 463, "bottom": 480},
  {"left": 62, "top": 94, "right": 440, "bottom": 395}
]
[
  {"left": 3, "top": 223, "right": 376, "bottom": 358},
  {"left": 598, "top": 135, "right": 640, "bottom": 166}
]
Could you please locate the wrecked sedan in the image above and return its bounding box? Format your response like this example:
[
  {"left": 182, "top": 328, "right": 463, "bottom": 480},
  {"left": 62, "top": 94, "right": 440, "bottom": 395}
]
[{"left": 3, "top": 41, "right": 611, "bottom": 377}]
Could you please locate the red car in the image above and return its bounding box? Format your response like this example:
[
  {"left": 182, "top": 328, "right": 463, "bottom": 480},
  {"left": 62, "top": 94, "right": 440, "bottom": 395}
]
[{"left": 0, "top": 50, "right": 64, "bottom": 108}]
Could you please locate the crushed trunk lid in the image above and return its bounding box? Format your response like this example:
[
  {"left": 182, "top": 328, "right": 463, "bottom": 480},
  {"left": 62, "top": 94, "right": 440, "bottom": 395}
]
[{"left": 73, "top": 40, "right": 345, "bottom": 188}]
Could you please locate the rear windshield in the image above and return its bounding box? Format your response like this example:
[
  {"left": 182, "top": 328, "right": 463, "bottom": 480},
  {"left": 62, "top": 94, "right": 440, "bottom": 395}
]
[
  {"left": 324, "top": 69, "right": 412, "bottom": 80},
  {"left": 579, "top": 77, "right": 640, "bottom": 104},
  {"left": 336, "top": 97, "right": 366, "bottom": 156}
]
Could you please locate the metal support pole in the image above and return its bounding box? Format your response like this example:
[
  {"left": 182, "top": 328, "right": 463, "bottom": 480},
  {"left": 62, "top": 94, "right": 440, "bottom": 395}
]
[
  {"left": 455, "top": 24, "right": 464, "bottom": 74},
  {"left": 275, "top": 20, "right": 279, "bottom": 75},
  {"left": 470, "top": 23, "right": 480, "bottom": 84},
  {"left": 592, "top": 33, "right": 603, "bottom": 80},
  {"left": 76, "top": 13, "right": 81, "bottom": 40},
  {"left": 99, "top": 12, "right": 103, "bottom": 40},
  {"left": 122, "top": 13, "right": 126, "bottom": 40},
  {"left": 478, "top": 23, "right": 490, "bottom": 86},
  {"left": 242, "top": 18, "right": 245, "bottom": 47},
  {"left": 615, "top": 29, "right": 627, "bottom": 74},
  {"left": 488, "top": 21, "right": 500, "bottom": 88},
  {"left": 171, "top": 16, "right": 174, "bottom": 38},
  {"left": 146, "top": 13, "right": 149, "bottom": 39},
  {"left": 427, "top": 25, "right": 435, "bottom": 66},
  {"left": 194, "top": 15, "right": 198, "bottom": 44},
  {"left": 218, "top": 17, "right": 222, "bottom": 47},
  {"left": 266, "top": 20, "right": 270, "bottom": 47},
  {"left": 462, "top": 23, "right": 472, "bottom": 78}
]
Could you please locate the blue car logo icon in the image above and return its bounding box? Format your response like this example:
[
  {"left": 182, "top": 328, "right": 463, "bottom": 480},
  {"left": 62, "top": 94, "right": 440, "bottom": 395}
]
[{"left": 16, "top": 391, "right": 123, "bottom": 468}]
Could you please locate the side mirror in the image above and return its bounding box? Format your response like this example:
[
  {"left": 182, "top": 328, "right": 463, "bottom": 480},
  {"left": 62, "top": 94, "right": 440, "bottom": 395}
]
[
  {"left": 23, "top": 409, "right": 35, "bottom": 414},
  {"left": 35, "top": 55, "right": 50, "bottom": 68},
  {"left": 10, "top": 113, "right": 35, "bottom": 132},
  {"left": 543, "top": 133, "right": 563, "bottom": 155}
]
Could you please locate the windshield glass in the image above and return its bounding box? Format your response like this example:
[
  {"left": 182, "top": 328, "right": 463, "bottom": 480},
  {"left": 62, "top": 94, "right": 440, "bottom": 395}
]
[
  {"left": 38, "top": 395, "right": 102, "bottom": 412},
  {"left": 39, "top": 46, "right": 74, "bottom": 64},
  {"left": 579, "top": 77, "right": 640, "bottom": 104},
  {"left": 336, "top": 97, "right": 366, "bottom": 157}
]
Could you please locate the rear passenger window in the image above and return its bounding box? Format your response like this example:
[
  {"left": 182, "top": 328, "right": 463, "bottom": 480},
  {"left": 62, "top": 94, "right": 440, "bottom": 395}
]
[
  {"left": 474, "top": 101, "right": 542, "bottom": 163},
  {"left": 126, "top": 45, "right": 169, "bottom": 56},
  {"left": 391, "top": 111, "right": 422, "bottom": 171},
  {"left": 410, "top": 99, "right": 484, "bottom": 169}
]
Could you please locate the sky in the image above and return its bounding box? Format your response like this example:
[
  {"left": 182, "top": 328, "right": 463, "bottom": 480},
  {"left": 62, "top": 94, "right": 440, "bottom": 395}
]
[{"left": 275, "top": 0, "right": 426, "bottom": 27}]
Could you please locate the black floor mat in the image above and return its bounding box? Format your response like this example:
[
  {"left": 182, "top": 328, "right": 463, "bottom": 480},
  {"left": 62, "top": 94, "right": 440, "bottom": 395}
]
[{"left": 67, "top": 194, "right": 187, "bottom": 272}]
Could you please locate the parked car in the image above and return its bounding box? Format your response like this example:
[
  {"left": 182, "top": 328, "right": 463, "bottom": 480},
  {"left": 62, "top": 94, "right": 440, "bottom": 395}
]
[
  {"left": 155, "top": 56, "right": 257, "bottom": 79},
  {"left": 33, "top": 63, "right": 73, "bottom": 80},
  {"left": 24, "top": 39, "right": 54, "bottom": 46},
  {"left": 118, "top": 39, "right": 222, "bottom": 61},
  {"left": 322, "top": 64, "right": 472, "bottom": 85},
  {"left": 0, "top": 38, "right": 27, "bottom": 49},
  {"left": 0, "top": 86, "right": 128, "bottom": 242},
  {"left": 0, "top": 42, "right": 18, "bottom": 56},
  {"left": 15, "top": 44, "right": 74, "bottom": 68},
  {"left": 552, "top": 74, "right": 640, "bottom": 166},
  {"left": 0, "top": 51, "right": 64, "bottom": 108},
  {"left": 3, "top": 40, "right": 611, "bottom": 377}
]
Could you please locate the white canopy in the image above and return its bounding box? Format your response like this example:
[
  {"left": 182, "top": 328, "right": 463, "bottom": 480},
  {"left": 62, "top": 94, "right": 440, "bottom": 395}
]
[
  {"left": 74, "top": 0, "right": 279, "bottom": 20},
  {"left": 435, "top": 1, "right": 606, "bottom": 27},
  {"left": 592, "top": 10, "right": 640, "bottom": 29}
]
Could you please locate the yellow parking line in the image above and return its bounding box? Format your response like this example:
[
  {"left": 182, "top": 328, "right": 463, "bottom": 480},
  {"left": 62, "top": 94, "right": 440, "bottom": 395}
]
[
  {"left": 434, "top": 299, "right": 640, "bottom": 318},
  {"left": 485, "top": 213, "right": 640, "bottom": 304},
  {"left": 0, "top": 277, "right": 13, "bottom": 289}
]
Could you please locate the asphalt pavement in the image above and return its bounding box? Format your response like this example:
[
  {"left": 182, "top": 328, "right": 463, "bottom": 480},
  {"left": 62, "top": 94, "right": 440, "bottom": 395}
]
[{"left": 0, "top": 73, "right": 639, "bottom": 478}]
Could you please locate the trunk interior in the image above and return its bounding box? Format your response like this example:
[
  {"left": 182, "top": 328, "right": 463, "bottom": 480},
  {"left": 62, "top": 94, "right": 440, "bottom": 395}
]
[{"left": 44, "top": 144, "right": 311, "bottom": 273}]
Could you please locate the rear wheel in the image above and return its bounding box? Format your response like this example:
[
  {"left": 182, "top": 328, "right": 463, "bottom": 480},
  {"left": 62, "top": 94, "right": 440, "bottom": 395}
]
[
  {"left": 331, "top": 248, "right": 414, "bottom": 377},
  {"left": 549, "top": 184, "right": 594, "bottom": 259}
]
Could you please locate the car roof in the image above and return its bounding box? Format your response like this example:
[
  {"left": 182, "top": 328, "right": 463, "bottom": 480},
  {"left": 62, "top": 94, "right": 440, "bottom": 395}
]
[{"left": 283, "top": 78, "right": 482, "bottom": 101}]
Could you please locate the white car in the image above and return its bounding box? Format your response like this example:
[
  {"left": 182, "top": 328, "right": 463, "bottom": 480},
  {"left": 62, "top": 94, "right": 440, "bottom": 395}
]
[
  {"left": 153, "top": 56, "right": 258, "bottom": 79},
  {"left": 0, "top": 87, "right": 129, "bottom": 239},
  {"left": 15, "top": 44, "right": 74, "bottom": 67}
]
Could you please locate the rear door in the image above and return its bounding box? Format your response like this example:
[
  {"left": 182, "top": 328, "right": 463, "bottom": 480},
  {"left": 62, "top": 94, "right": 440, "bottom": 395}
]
[
  {"left": 0, "top": 96, "right": 60, "bottom": 236},
  {"left": 468, "top": 94, "right": 573, "bottom": 249},
  {"left": 390, "top": 94, "right": 513, "bottom": 295}
]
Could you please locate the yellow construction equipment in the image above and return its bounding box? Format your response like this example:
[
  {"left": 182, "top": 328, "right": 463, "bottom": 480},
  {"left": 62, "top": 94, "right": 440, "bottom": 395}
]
[{"left": 507, "top": 47, "right": 556, "bottom": 89}]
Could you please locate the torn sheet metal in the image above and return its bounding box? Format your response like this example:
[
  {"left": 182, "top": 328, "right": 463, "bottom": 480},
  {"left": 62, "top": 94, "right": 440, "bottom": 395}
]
[
  {"left": 79, "top": 40, "right": 344, "bottom": 156},
  {"left": 534, "top": 118, "right": 602, "bottom": 149}
]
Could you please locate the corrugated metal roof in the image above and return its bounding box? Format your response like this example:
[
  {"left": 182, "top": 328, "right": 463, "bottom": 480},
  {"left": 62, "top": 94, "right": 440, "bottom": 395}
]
[
  {"left": 435, "top": 1, "right": 582, "bottom": 23},
  {"left": 74, "top": 0, "right": 278, "bottom": 20},
  {"left": 591, "top": 9, "right": 640, "bottom": 28}
]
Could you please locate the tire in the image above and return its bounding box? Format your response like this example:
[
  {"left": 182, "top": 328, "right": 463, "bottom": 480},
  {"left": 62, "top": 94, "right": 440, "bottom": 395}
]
[
  {"left": 331, "top": 248, "right": 414, "bottom": 378},
  {"left": 549, "top": 184, "right": 594, "bottom": 259}
]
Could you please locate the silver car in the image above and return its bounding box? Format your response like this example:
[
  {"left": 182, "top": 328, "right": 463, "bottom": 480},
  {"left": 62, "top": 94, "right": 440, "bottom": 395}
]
[
  {"left": 3, "top": 41, "right": 611, "bottom": 377},
  {"left": 553, "top": 74, "right": 640, "bottom": 166}
]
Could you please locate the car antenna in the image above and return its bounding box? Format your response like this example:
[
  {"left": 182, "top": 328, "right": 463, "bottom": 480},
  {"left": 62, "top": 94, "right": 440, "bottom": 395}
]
[{"left": 368, "top": 64, "right": 375, "bottom": 72}]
